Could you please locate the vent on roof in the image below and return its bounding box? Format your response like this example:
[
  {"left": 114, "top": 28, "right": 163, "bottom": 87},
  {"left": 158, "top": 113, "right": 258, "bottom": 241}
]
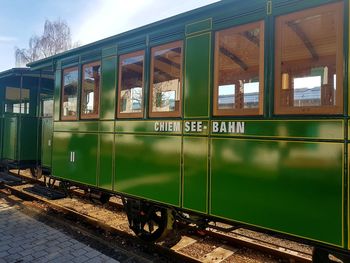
[
  {"left": 118, "top": 38, "right": 146, "bottom": 53},
  {"left": 81, "top": 49, "right": 102, "bottom": 62},
  {"left": 149, "top": 27, "right": 184, "bottom": 45},
  {"left": 213, "top": 5, "right": 265, "bottom": 29},
  {"left": 61, "top": 56, "right": 79, "bottom": 68}
]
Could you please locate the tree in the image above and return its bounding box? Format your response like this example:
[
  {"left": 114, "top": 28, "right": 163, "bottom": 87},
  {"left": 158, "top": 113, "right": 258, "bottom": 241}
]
[{"left": 15, "top": 18, "right": 79, "bottom": 67}]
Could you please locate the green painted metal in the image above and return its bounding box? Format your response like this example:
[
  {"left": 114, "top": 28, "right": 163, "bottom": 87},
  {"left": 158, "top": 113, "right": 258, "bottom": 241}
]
[
  {"left": 116, "top": 120, "right": 182, "bottom": 134},
  {"left": 184, "top": 32, "right": 211, "bottom": 118},
  {"left": 2, "top": 116, "right": 40, "bottom": 161},
  {"left": 53, "top": 69, "right": 61, "bottom": 122},
  {"left": 102, "top": 47, "right": 118, "bottom": 58},
  {"left": 54, "top": 121, "right": 99, "bottom": 132},
  {"left": 99, "top": 121, "right": 114, "bottom": 133},
  {"left": 41, "top": 117, "right": 53, "bottom": 168},
  {"left": 101, "top": 56, "right": 117, "bottom": 120},
  {"left": 272, "top": 0, "right": 339, "bottom": 16},
  {"left": 211, "top": 120, "right": 344, "bottom": 140},
  {"left": 115, "top": 134, "right": 181, "bottom": 206},
  {"left": 19, "top": 117, "right": 40, "bottom": 161},
  {"left": 3, "top": 116, "right": 17, "bottom": 160},
  {"left": 99, "top": 133, "right": 114, "bottom": 190},
  {"left": 210, "top": 138, "right": 343, "bottom": 246},
  {"left": 185, "top": 18, "right": 212, "bottom": 35},
  {"left": 184, "top": 120, "right": 210, "bottom": 136},
  {"left": 52, "top": 132, "right": 98, "bottom": 186},
  {"left": 183, "top": 137, "right": 208, "bottom": 213}
]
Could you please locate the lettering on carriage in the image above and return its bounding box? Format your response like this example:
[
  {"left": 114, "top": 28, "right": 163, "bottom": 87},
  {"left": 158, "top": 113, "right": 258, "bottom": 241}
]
[
  {"left": 154, "top": 121, "right": 181, "bottom": 132},
  {"left": 184, "top": 121, "right": 207, "bottom": 132},
  {"left": 212, "top": 121, "right": 245, "bottom": 134}
]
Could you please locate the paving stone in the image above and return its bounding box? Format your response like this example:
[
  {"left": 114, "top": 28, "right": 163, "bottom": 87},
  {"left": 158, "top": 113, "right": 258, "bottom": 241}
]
[
  {"left": 0, "top": 198, "right": 121, "bottom": 263},
  {"left": 0, "top": 251, "right": 9, "bottom": 258}
]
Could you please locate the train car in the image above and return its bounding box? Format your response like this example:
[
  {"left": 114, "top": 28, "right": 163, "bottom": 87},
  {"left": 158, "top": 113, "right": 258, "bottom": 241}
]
[
  {"left": 0, "top": 68, "right": 54, "bottom": 176},
  {"left": 28, "top": 0, "right": 349, "bottom": 261}
]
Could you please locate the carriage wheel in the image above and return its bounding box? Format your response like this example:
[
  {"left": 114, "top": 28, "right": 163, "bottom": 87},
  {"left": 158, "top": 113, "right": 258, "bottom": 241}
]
[
  {"left": 30, "top": 166, "right": 43, "bottom": 180},
  {"left": 124, "top": 199, "right": 172, "bottom": 242},
  {"left": 133, "top": 206, "right": 169, "bottom": 241}
]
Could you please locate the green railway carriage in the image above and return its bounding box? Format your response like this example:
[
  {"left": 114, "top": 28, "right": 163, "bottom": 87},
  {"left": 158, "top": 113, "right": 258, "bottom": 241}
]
[
  {"left": 0, "top": 68, "right": 54, "bottom": 174},
  {"left": 28, "top": 0, "right": 350, "bottom": 261}
]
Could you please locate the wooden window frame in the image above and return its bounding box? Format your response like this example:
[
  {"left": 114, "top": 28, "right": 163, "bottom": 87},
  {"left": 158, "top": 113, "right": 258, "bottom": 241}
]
[
  {"left": 117, "top": 50, "right": 145, "bottom": 119},
  {"left": 274, "top": 2, "right": 343, "bottom": 115},
  {"left": 213, "top": 21, "right": 265, "bottom": 116},
  {"left": 61, "top": 66, "right": 79, "bottom": 121},
  {"left": 149, "top": 41, "right": 183, "bottom": 118},
  {"left": 81, "top": 61, "right": 101, "bottom": 120}
]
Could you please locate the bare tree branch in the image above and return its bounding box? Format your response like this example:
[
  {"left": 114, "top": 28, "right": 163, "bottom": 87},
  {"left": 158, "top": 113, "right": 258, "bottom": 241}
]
[{"left": 15, "top": 18, "right": 79, "bottom": 67}]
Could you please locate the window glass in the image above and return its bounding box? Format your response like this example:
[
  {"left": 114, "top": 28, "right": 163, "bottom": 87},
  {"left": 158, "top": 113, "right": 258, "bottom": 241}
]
[
  {"left": 40, "top": 86, "right": 54, "bottom": 117},
  {"left": 275, "top": 3, "right": 343, "bottom": 114},
  {"left": 61, "top": 67, "right": 78, "bottom": 120},
  {"left": 118, "top": 51, "right": 144, "bottom": 118},
  {"left": 42, "top": 99, "right": 53, "bottom": 117},
  {"left": 81, "top": 62, "right": 101, "bottom": 118},
  {"left": 214, "top": 21, "right": 264, "bottom": 116},
  {"left": 150, "top": 41, "right": 182, "bottom": 117},
  {"left": 5, "top": 87, "right": 30, "bottom": 114}
]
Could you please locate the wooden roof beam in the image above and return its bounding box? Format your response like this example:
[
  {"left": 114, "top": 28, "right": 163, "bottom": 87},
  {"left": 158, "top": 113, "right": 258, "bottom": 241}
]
[
  {"left": 220, "top": 47, "right": 248, "bottom": 71},
  {"left": 241, "top": 31, "right": 260, "bottom": 47},
  {"left": 155, "top": 56, "right": 181, "bottom": 70},
  {"left": 286, "top": 21, "right": 319, "bottom": 60}
]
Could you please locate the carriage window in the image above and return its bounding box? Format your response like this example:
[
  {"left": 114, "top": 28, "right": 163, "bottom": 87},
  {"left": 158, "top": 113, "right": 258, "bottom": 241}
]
[
  {"left": 41, "top": 85, "right": 54, "bottom": 117},
  {"left": 150, "top": 41, "right": 182, "bottom": 117},
  {"left": 81, "top": 61, "right": 101, "bottom": 119},
  {"left": 4, "top": 87, "right": 30, "bottom": 114},
  {"left": 61, "top": 67, "right": 78, "bottom": 120},
  {"left": 275, "top": 2, "right": 343, "bottom": 114},
  {"left": 42, "top": 99, "right": 53, "bottom": 117},
  {"left": 117, "top": 51, "right": 144, "bottom": 118},
  {"left": 214, "top": 21, "right": 264, "bottom": 116}
]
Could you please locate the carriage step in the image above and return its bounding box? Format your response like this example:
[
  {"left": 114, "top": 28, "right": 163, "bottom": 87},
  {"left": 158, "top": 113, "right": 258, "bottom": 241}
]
[
  {"left": 0, "top": 172, "right": 24, "bottom": 186},
  {"left": 24, "top": 185, "right": 66, "bottom": 200}
]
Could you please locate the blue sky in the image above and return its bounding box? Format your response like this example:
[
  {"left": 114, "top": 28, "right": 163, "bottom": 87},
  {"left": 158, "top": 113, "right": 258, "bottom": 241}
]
[{"left": 0, "top": 0, "right": 219, "bottom": 72}]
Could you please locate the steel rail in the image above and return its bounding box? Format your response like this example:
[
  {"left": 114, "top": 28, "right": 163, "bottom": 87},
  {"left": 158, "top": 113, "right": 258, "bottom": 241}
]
[{"left": 1, "top": 176, "right": 312, "bottom": 263}]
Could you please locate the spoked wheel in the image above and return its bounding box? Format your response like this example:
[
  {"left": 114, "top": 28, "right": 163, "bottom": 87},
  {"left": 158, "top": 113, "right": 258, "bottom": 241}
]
[
  {"left": 30, "top": 166, "right": 43, "bottom": 180},
  {"left": 123, "top": 199, "right": 173, "bottom": 242}
]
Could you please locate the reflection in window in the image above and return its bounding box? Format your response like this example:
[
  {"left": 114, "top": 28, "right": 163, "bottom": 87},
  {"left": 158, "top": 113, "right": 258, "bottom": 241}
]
[
  {"left": 61, "top": 67, "right": 78, "bottom": 119},
  {"left": 275, "top": 3, "right": 343, "bottom": 114},
  {"left": 118, "top": 51, "right": 144, "bottom": 117},
  {"left": 150, "top": 41, "right": 182, "bottom": 117},
  {"left": 81, "top": 62, "right": 101, "bottom": 118},
  {"left": 42, "top": 99, "right": 53, "bottom": 117},
  {"left": 214, "top": 21, "right": 264, "bottom": 116},
  {"left": 218, "top": 85, "right": 235, "bottom": 109},
  {"left": 5, "top": 87, "right": 30, "bottom": 114}
]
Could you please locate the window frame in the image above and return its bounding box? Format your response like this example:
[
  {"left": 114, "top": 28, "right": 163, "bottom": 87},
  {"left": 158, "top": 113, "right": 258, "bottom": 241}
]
[
  {"left": 274, "top": 2, "right": 344, "bottom": 115},
  {"left": 117, "top": 50, "right": 145, "bottom": 119},
  {"left": 80, "top": 61, "right": 101, "bottom": 120},
  {"left": 61, "top": 66, "right": 79, "bottom": 121},
  {"left": 213, "top": 20, "right": 265, "bottom": 116},
  {"left": 149, "top": 41, "right": 183, "bottom": 118}
]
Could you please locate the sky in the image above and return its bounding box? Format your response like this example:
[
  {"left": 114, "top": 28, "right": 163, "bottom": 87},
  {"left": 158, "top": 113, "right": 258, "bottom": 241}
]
[{"left": 0, "top": 0, "right": 219, "bottom": 72}]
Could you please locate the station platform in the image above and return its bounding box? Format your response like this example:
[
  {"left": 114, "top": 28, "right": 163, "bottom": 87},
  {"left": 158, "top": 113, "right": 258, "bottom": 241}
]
[{"left": 0, "top": 196, "right": 120, "bottom": 263}]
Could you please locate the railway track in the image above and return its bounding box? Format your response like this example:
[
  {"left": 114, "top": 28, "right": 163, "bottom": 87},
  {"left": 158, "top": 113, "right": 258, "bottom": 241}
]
[{"left": 0, "top": 173, "right": 314, "bottom": 263}]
